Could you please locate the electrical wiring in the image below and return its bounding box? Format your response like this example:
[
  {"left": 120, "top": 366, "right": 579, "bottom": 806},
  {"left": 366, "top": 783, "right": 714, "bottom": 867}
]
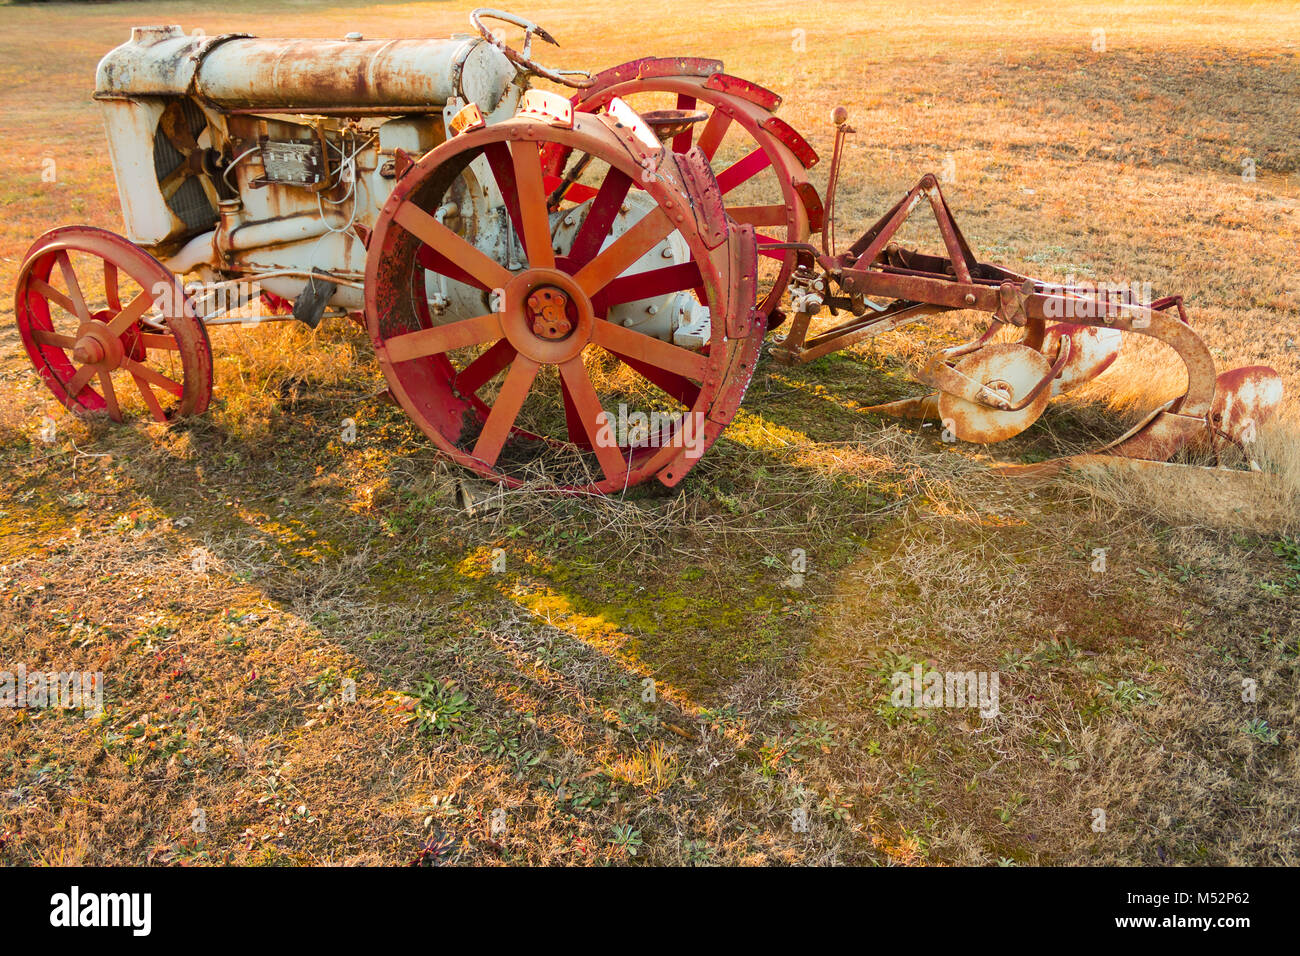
[
  {"left": 304, "top": 129, "right": 377, "bottom": 298},
  {"left": 315, "top": 130, "right": 377, "bottom": 233},
  {"left": 322, "top": 132, "right": 376, "bottom": 204},
  {"left": 221, "top": 145, "right": 262, "bottom": 191}
]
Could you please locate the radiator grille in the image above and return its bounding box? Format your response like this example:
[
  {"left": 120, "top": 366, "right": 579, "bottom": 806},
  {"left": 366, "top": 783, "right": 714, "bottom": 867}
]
[{"left": 152, "top": 98, "right": 217, "bottom": 234}]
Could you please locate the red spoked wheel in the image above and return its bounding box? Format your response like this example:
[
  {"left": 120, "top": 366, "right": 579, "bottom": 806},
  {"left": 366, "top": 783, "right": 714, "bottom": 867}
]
[
  {"left": 365, "top": 112, "right": 760, "bottom": 494},
  {"left": 551, "top": 59, "right": 819, "bottom": 329},
  {"left": 14, "top": 226, "right": 212, "bottom": 422}
]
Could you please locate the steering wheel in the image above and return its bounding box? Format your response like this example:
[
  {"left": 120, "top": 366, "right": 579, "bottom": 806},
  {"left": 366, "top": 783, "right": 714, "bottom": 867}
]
[{"left": 471, "top": 9, "right": 593, "bottom": 88}]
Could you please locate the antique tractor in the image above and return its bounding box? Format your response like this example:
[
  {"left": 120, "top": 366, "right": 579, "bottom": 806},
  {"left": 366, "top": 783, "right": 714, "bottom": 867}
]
[{"left": 14, "top": 9, "right": 1284, "bottom": 493}]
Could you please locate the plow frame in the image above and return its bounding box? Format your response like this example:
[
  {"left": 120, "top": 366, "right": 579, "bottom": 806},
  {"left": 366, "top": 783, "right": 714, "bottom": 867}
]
[{"left": 764, "top": 153, "right": 1280, "bottom": 473}]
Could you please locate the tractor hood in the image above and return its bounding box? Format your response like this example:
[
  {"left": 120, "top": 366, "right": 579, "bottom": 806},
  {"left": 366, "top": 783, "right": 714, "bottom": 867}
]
[{"left": 95, "top": 25, "right": 516, "bottom": 113}]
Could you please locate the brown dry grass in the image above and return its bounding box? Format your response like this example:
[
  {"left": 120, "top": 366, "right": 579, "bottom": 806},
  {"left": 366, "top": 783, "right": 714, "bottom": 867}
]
[{"left": 1, "top": 0, "right": 1298, "bottom": 866}]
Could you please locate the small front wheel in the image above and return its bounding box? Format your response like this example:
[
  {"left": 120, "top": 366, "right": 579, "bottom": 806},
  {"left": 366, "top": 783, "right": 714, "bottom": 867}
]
[{"left": 14, "top": 225, "right": 213, "bottom": 423}]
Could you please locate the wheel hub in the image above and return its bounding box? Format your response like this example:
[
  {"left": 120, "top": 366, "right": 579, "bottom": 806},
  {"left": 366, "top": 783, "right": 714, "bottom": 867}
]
[
  {"left": 71, "top": 337, "right": 105, "bottom": 365},
  {"left": 526, "top": 286, "right": 573, "bottom": 340},
  {"left": 498, "top": 269, "right": 595, "bottom": 365},
  {"left": 71, "top": 317, "right": 125, "bottom": 370}
]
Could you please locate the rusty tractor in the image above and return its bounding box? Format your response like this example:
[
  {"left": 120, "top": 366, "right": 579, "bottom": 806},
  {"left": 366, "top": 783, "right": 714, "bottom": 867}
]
[{"left": 13, "top": 9, "right": 1284, "bottom": 493}]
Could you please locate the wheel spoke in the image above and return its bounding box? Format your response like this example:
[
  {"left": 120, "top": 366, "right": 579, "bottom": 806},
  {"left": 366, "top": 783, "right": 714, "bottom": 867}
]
[
  {"left": 416, "top": 246, "right": 490, "bottom": 290},
  {"left": 65, "top": 364, "right": 98, "bottom": 398},
  {"left": 509, "top": 140, "right": 556, "bottom": 269},
  {"left": 558, "top": 182, "right": 598, "bottom": 203},
  {"left": 715, "top": 147, "right": 773, "bottom": 195},
  {"left": 394, "top": 203, "right": 512, "bottom": 292},
  {"left": 107, "top": 288, "right": 164, "bottom": 337},
  {"left": 122, "top": 358, "right": 183, "bottom": 398},
  {"left": 591, "top": 320, "right": 708, "bottom": 381},
  {"left": 558, "top": 357, "right": 626, "bottom": 480},
  {"left": 574, "top": 208, "right": 672, "bottom": 297},
  {"left": 560, "top": 377, "right": 592, "bottom": 449},
  {"left": 598, "top": 261, "right": 704, "bottom": 309},
  {"left": 28, "top": 276, "right": 80, "bottom": 318},
  {"left": 382, "top": 314, "right": 499, "bottom": 361},
  {"left": 98, "top": 371, "right": 122, "bottom": 422},
  {"left": 138, "top": 333, "right": 180, "bottom": 351},
  {"left": 695, "top": 109, "right": 733, "bottom": 160},
  {"left": 568, "top": 167, "right": 633, "bottom": 269},
  {"left": 455, "top": 338, "right": 517, "bottom": 395},
  {"left": 727, "top": 203, "right": 788, "bottom": 227},
  {"left": 472, "top": 356, "right": 538, "bottom": 467},
  {"left": 384, "top": 313, "right": 503, "bottom": 363},
  {"left": 671, "top": 94, "right": 699, "bottom": 153},
  {"left": 31, "top": 328, "right": 76, "bottom": 350},
  {"left": 104, "top": 260, "right": 121, "bottom": 312},
  {"left": 133, "top": 374, "right": 169, "bottom": 422},
  {"left": 55, "top": 252, "right": 92, "bottom": 323},
  {"left": 484, "top": 142, "right": 529, "bottom": 257}
]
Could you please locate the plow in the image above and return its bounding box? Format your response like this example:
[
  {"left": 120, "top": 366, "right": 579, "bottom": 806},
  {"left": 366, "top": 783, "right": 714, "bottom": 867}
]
[{"left": 14, "top": 9, "right": 1284, "bottom": 494}]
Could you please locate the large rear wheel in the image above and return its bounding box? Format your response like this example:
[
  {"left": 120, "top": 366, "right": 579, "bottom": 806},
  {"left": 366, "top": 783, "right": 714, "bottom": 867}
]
[
  {"left": 558, "top": 59, "right": 818, "bottom": 328},
  {"left": 365, "top": 109, "right": 759, "bottom": 493}
]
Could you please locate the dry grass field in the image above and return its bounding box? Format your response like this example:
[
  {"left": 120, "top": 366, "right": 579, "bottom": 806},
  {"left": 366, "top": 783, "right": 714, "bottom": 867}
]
[{"left": 1, "top": 0, "right": 1298, "bottom": 866}]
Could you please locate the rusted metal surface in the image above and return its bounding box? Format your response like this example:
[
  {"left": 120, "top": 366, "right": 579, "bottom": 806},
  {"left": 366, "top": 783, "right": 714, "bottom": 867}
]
[
  {"left": 794, "top": 180, "right": 824, "bottom": 235},
  {"left": 659, "top": 223, "right": 763, "bottom": 486},
  {"left": 98, "top": 28, "right": 515, "bottom": 110},
  {"left": 583, "top": 56, "right": 724, "bottom": 89},
  {"left": 1210, "top": 366, "right": 1284, "bottom": 445},
  {"left": 676, "top": 145, "right": 730, "bottom": 250},
  {"left": 760, "top": 116, "right": 820, "bottom": 169},
  {"left": 1040, "top": 324, "right": 1122, "bottom": 395},
  {"left": 933, "top": 344, "right": 1054, "bottom": 442},
  {"left": 198, "top": 37, "right": 513, "bottom": 109},
  {"left": 94, "top": 26, "right": 246, "bottom": 97},
  {"left": 704, "top": 72, "right": 782, "bottom": 111}
]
